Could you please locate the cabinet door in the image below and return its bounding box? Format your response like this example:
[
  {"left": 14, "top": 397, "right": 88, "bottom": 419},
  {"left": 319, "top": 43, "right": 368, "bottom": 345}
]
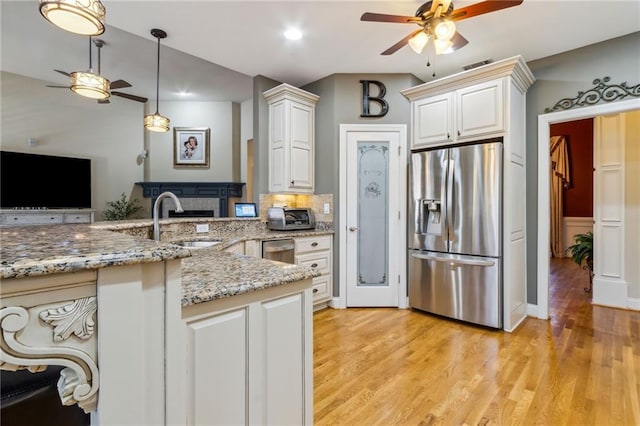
[
  {"left": 253, "top": 292, "right": 308, "bottom": 425},
  {"left": 186, "top": 307, "right": 249, "bottom": 426},
  {"left": 288, "top": 102, "right": 314, "bottom": 192},
  {"left": 269, "top": 100, "right": 287, "bottom": 192},
  {"left": 412, "top": 93, "right": 453, "bottom": 148},
  {"left": 456, "top": 79, "right": 504, "bottom": 140}
]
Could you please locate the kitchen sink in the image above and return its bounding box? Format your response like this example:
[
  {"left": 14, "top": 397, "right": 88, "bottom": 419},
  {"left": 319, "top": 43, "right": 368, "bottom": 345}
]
[{"left": 175, "top": 240, "right": 221, "bottom": 249}]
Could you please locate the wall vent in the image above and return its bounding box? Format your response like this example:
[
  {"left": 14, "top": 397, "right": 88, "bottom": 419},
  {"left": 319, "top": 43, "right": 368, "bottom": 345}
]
[{"left": 462, "top": 59, "right": 493, "bottom": 71}]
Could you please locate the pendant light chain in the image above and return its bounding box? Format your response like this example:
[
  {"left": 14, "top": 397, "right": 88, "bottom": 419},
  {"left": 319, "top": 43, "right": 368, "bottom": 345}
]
[{"left": 155, "top": 35, "right": 161, "bottom": 114}]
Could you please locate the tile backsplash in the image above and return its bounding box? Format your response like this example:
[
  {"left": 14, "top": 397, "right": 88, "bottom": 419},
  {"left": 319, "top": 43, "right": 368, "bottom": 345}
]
[{"left": 258, "top": 193, "right": 333, "bottom": 223}]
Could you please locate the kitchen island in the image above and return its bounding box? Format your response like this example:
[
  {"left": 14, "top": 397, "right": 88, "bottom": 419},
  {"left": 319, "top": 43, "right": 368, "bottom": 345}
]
[{"left": 0, "top": 220, "right": 321, "bottom": 425}]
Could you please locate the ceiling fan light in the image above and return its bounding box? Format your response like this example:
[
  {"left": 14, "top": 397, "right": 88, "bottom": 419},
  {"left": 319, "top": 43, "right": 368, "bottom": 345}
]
[
  {"left": 434, "top": 39, "right": 453, "bottom": 55},
  {"left": 433, "top": 18, "right": 456, "bottom": 41},
  {"left": 144, "top": 113, "right": 170, "bottom": 132},
  {"left": 70, "top": 71, "right": 110, "bottom": 99},
  {"left": 39, "top": 0, "right": 105, "bottom": 36},
  {"left": 408, "top": 31, "right": 429, "bottom": 54}
]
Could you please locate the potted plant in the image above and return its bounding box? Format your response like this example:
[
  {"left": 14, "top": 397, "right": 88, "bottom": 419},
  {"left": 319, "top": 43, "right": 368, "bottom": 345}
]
[
  {"left": 102, "top": 193, "right": 143, "bottom": 221},
  {"left": 566, "top": 231, "right": 594, "bottom": 293}
]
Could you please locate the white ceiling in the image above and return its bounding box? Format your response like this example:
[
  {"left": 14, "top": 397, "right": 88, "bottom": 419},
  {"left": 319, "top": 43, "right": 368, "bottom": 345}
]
[{"left": 2, "top": 0, "right": 639, "bottom": 104}]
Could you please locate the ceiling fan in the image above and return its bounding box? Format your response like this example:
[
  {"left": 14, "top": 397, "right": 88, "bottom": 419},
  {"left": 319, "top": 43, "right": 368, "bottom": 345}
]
[
  {"left": 361, "top": 0, "right": 523, "bottom": 56},
  {"left": 47, "top": 38, "right": 148, "bottom": 104}
]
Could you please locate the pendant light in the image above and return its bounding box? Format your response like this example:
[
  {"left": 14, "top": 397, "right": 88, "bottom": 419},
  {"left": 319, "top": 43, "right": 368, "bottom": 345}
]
[
  {"left": 70, "top": 37, "right": 110, "bottom": 100},
  {"left": 144, "top": 29, "right": 170, "bottom": 132},
  {"left": 39, "top": 0, "right": 105, "bottom": 36}
]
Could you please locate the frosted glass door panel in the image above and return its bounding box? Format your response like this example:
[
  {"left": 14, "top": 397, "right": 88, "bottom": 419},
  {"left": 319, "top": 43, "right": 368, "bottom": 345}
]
[{"left": 357, "top": 142, "right": 389, "bottom": 287}]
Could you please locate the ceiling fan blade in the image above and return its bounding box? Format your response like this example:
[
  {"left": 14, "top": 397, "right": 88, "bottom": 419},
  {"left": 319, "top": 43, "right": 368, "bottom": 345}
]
[
  {"left": 97, "top": 98, "right": 110, "bottom": 104},
  {"left": 361, "top": 12, "right": 422, "bottom": 24},
  {"left": 110, "top": 79, "right": 132, "bottom": 90},
  {"left": 111, "top": 91, "right": 148, "bottom": 103},
  {"left": 46, "top": 85, "right": 70, "bottom": 88},
  {"left": 450, "top": 0, "right": 523, "bottom": 22},
  {"left": 381, "top": 29, "right": 423, "bottom": 55},
  {"left": 450, "top": 31, "right": 469, "bottom": 51},
  {"left": 53, "top": 69, "right": 71, "bottom": 77}
]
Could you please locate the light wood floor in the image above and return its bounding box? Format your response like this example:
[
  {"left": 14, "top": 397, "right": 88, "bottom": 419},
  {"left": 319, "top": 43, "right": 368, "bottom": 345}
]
[{"left": 313, "top": 258, "right": 640, "bottom": 425}]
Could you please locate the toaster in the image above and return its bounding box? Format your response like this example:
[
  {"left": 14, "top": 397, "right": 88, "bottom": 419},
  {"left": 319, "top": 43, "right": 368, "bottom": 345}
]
[{"left": 267, "top": 207, "right": 315, "bottom": 230}]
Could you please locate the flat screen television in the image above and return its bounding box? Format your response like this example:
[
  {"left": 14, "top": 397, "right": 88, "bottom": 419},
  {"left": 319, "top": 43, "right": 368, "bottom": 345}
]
[{"left": 1, "top": 151, "right": 91, "bottom": 209}]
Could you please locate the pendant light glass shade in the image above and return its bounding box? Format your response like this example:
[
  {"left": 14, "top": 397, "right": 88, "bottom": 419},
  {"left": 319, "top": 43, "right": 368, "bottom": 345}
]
[
  {"left": 70, "top": 71, "right": 110, "bottom": 99},
  {"left": 408, "top": 31, "right": 429, "bottom": 54},
  {"left": 39, "top": 0, "right": 105, "bottom": 36},
  {"left": 145, "top": 29, "right": 170, "bottom": 133},
  {"left": 144, "top": 113, "right": 170, "bottom": 132}
]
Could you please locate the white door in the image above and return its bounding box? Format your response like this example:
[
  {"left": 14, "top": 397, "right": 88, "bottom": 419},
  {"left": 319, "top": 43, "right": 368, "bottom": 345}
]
[{"left": 340, "top": 124, "right": 407, "bottom": 307}]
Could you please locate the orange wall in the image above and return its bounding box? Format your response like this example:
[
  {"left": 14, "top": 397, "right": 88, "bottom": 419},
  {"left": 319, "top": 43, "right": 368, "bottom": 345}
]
[{"left": 550, "top": 118, "right": 594, "bottom": 217}]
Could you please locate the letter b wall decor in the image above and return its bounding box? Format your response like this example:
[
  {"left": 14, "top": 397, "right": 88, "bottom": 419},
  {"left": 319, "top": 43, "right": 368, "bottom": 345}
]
[{"left": 360, "top": 80, "right": 389, "bottom": 118}]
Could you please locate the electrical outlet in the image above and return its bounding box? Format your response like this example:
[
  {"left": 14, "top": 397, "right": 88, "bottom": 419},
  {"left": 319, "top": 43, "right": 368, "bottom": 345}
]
[
  {"left": 323, "top": 203, "right": 330, "bottom": 214},
  {"left": 195, "top": 224, "right": 209, "bottom": 233}
]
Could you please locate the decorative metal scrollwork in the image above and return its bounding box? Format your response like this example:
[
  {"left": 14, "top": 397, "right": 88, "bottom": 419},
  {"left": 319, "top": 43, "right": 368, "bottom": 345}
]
[{"left": 544, "top": 77, "right": 640, "bottom": 113}]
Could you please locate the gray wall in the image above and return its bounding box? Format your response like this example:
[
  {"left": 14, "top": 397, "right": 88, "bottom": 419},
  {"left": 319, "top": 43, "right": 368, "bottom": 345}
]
[
  {"left": 252, "top": 75, "right": 282, "bottom": 201},
  {"left": 525, "top": 32, "right": 640, "bottom": 303},
  {"left": 303, "top": 73, "right": 424, "bottom": 296}
]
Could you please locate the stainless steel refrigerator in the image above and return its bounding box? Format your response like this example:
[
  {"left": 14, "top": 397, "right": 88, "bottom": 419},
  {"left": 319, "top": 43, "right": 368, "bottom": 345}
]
[{"left": 408, "top": 139, "right": 503, "bottom": 328}]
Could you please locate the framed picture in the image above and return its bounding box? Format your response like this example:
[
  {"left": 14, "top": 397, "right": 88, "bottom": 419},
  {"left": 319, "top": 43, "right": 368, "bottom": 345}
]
[{"left": 173, "top": 127, "right": 210, "bottom": 168}]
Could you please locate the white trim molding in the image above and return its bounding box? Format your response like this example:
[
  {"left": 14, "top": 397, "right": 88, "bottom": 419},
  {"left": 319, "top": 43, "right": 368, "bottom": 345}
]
[
  {"left": 537, "top": 97, "right": 640, "bottom": 320},
  {"left": 628, "top": 297, "right": 640, "bottom": 311}
]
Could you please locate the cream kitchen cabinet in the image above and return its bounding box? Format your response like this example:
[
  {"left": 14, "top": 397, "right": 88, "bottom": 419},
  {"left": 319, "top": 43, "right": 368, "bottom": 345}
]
[
  {"left": 410, "top": 78, "right": 504, "bottom": 149},
  {"left": 263, "top": 83, "right": 319, "bottom": 194},
  {"left": 181, "top": 280, "right": 313, "bottom": 426},
  {"left": 402, "top": 56, "right": 535, "bottom": 332},
  {"left": 295, "top": 234, "right": 332, "bottom": 309}
]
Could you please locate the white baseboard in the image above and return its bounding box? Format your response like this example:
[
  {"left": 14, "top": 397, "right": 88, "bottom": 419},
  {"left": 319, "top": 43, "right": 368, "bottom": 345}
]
[
  {"left": 329, "top": 297, "right": 346, "bottom": 309},
  {"left": 593, "top": 278, "right": 627, "bottom": 308},
  {"left": 628, "top": 297, "right": 640, "bottom": 311},
  {"left": 527, "top": 303, "right": 539, "bottom": 318}
]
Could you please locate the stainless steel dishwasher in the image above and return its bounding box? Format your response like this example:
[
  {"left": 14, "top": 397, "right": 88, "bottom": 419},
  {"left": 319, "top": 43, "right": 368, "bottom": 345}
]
[{"left": 261, "top": 239, "right": 296, "bottom": 264}]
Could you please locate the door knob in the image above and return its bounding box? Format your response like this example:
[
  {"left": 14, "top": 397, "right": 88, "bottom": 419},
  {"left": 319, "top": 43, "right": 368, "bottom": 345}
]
[{"left": 349, "top": 226, "right": 358, "bottom": 232}]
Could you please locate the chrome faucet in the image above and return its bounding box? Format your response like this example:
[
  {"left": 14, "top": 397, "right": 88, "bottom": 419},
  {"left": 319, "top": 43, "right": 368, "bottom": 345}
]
[{"left": 153, "top": 191, "right": 184, "bottom": 241}]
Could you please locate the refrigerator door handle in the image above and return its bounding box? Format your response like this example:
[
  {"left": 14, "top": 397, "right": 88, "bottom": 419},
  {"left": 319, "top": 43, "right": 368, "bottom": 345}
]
[
  {"left": 410, "top": 252, "right": 496, "bottom": 267},
  {"left": 446, "top": 158, "right": 455, "bottom": 242},
  {"left": 440, "top": 169, "right": 448, "bottom": 242}
]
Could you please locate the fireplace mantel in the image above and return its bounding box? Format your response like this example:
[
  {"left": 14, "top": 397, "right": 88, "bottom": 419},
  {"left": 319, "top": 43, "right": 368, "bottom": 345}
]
[{"left": 136, "top": 182, "right": 245, "bottom": 217}]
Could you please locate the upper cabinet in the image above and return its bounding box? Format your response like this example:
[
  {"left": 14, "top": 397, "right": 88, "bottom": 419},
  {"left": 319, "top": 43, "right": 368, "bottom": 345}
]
[
  {"left": 264, "top": 84, "right": 320, "bottom": 194},
  {"left": 410, "top": 77, "right": 504, "bottom": 149},
  {"left": 402, "top": 56, "right": 535, "bottom": 332}
]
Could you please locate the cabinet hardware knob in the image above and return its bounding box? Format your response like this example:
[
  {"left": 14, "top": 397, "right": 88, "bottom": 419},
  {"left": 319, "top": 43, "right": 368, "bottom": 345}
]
[
  {"left": 291, "top": 180, "right": 295, "bottom": 185},
  {"left": 313, "top": 288, "right": 319, "bottom": 293},
  {"left": 311, "top": 242, "right": 318, "bottom": 247},
  {"left": 457, "top": 130, "right": 461, "bottom": 137},
  {"left": 311, "top": 263, "right": 318, "bottom": 268},
  {"left": 349, "top": 226, "right": 358, "bottom": 232},
  {"left": 13, "top": 217, "right": 18, "bottom": 220},
  {"left": 447, "top": 132, "right": 450, "bottom": 139}
]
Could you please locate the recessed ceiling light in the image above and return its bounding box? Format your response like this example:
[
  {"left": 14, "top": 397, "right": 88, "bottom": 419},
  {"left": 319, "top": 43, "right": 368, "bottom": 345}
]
[
  {"left": 177, "top": 91, "right": 191, "bottom": 97},
  {"left": 284, "top": 28, "right": 302, "bottom": 41}
]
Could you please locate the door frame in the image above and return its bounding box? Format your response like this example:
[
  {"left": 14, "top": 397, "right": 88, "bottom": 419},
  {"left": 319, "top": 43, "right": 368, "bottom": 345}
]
[
  {"left": 336, "top": 124, "right": 408, "bottom": 309},
  {"left": 536, "top": 97, "right": 640, "bottom": 320}
]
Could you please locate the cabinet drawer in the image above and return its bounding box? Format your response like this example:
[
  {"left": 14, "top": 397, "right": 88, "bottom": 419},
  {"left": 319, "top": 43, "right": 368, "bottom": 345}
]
[
  {"left": 295, "top": 235, "right": 331, "bottom": 254},
  {"left": 295, "top": 251, "right": 331, "bottom": 276},
  {"left": 312, "top": 274, "right": 331, "bottom": 302},
  {"left": 5, "top": 214, "right": 64, "bottom": 225},
  {"left": 64, "top": 213, "right": 92, "bottom": 223}
]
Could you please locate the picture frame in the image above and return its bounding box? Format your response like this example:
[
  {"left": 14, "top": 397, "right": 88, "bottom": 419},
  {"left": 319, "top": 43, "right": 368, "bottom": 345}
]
[{"left": 173, "top": 127, "right": 210, "bottom": 168}]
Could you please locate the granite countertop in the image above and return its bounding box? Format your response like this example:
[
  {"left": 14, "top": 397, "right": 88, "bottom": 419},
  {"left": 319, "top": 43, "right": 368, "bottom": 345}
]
[
  {"left": 0, "top": 221, "right": 330, "bottom": 306},
  {"left": 0, "top": 224, "right": 191, "bottom": 279}
]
